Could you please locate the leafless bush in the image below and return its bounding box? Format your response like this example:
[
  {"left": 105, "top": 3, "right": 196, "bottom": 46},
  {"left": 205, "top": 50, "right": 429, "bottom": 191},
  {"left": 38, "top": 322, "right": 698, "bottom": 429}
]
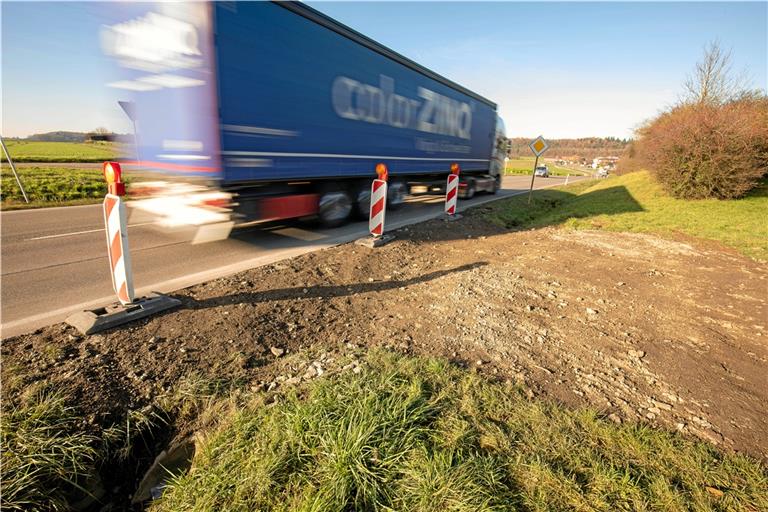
[
  {"left": 636, "top": 97, "right": 768, "bottom": 199},
  {"left": 681, "top": 41, "right": 750, "bottom": 106}
]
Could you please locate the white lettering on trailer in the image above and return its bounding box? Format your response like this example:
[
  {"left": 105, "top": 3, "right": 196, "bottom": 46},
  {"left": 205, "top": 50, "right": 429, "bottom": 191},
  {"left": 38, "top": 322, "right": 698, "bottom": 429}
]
[
  {"left": 101, "top": 12, "right": 203, "bottom": 72},
  {"left": 332, "top": 75, "right": 472, "bottom": 140}
]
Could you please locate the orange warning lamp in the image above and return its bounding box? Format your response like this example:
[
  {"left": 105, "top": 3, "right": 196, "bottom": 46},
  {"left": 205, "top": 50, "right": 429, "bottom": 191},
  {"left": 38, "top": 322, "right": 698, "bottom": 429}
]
[
  {"left": 375, "top": 162, "right": 389, "bottom": 182},
  {"left": 450, "top": 162, "right": 460, "bottom": 175},
  {"left": 103, "top": 161, "right": 125, "bottom": 196}
]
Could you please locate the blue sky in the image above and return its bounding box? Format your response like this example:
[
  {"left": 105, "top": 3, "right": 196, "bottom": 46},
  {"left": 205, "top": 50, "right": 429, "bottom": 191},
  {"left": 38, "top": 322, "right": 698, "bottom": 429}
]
[{"left": 2, "top": 1, "right": 766, "bottom": 138}]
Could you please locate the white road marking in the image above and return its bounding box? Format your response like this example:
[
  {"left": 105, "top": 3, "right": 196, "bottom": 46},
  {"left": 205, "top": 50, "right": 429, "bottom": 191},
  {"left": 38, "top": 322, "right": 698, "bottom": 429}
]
[{"left": 26, "top": 222, "right": 156, "bottom": 241}]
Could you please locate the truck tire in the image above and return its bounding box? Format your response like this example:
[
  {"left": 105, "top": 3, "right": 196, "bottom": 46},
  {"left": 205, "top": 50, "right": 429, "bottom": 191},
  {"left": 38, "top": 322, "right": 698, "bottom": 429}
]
[
  {"left": 464, "top": 179, "right": 476, "bottom": 200},
  {"left": 492, "top": 174, "right": 501, "bottom": 194},
  {"left": 387, "top": 181, "right": 407, "bottom": 210},
  {"left": 318, "top": 190, "right": 353, "bottom": 227},
  {"left": 354, "top": 184, "right": 371, "bottom": 219}
]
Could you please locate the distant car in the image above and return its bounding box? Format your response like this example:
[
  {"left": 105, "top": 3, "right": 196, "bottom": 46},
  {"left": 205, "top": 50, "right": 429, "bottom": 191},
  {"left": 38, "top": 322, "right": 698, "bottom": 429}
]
[
  {"left": 534, "top": 165, "right": 550, "bottom": 178},
  {"left": 597, "top": 168, "right": 609, "bottom": 178}
]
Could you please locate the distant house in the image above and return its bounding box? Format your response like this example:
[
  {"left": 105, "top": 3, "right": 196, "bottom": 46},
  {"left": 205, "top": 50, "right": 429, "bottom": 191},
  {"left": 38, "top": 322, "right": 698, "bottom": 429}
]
[{"left": 592, "top": 156, "right": 620, "bottom": 169}]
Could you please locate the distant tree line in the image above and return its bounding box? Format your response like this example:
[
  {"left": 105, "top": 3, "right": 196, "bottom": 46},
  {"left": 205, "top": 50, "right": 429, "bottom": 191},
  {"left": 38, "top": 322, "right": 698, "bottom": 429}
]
[
  {"left": 14, "top": 129, "right": 131, "bottom": 143},
  {"left": 507, "top": 137, "right": 631, "bottom": 160},
  {"left": 626, "top": 41, "right": 767, "bottom": 199},
  {"left": 23, "top": 131, "right": 89, "bottom": 143}
]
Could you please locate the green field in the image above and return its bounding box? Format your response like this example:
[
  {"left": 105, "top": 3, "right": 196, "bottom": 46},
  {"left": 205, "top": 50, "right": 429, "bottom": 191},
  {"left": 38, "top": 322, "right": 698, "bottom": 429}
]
[
  {"left": 3, "top": 140, "right": 117, "bottom": 162},
  {"left": 0, "top": 166, "right": 117, "bottom": 209},
  {"left": 485, "top": 170, "right": 768, "bottom": 260},
  {"left": 504, "top": 157, "right": 581, "bottom": 177}
]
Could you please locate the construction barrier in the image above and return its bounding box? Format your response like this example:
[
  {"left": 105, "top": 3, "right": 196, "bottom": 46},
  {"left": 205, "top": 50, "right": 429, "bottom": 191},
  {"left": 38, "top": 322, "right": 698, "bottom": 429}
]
[
  {"left": 102, "top": 162, "right": 135, "bottom": 305},
  {"left": 369, "top": 163, "right": 388, "bottom": 237},
  {"left": 64, "top": 161, "right": 182, "bottom": 334},
  {"left": 445, "top": 162, "right": 461, "bottom": 216}
]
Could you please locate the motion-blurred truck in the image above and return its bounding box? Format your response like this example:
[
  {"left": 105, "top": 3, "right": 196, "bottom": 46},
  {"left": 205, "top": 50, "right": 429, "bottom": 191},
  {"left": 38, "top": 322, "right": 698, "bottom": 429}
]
[{"left": 101, "top": 1, "right": 507, "bottom": 232}]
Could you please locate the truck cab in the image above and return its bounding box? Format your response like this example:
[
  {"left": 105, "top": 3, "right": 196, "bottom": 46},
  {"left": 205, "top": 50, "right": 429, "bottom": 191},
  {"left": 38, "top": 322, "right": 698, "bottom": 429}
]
[{"left": 490, "top": 116, "right": 508, "bottom": 189}]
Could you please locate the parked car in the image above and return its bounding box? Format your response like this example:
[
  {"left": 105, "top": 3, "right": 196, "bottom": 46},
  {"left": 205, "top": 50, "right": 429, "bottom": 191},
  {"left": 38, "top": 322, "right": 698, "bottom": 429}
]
[
  {"left": 597, "top": 168, "right": 609, "bottom": 178},
  {"left": 534, "top": 165, "right": 550, "bottom": 178}
]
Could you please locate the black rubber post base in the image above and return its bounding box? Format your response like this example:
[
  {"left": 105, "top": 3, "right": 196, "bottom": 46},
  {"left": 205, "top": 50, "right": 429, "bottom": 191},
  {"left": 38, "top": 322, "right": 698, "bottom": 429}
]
[
  {"left": 65, "top": 293, "right": 182, "bottom": 335},
  {"left": 355, "top": 233, "right": 395, "bottom": 248}
]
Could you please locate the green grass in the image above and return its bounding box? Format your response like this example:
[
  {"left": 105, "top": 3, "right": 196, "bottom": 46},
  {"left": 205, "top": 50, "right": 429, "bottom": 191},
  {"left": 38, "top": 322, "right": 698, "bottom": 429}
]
[
  {"left": 0, "top": 388, "right": 101, "bottom": 511},
  {"left": 505, "top": 157, "right": 581, "bottom": 177},
  {"left": 0, "top": 383, "right": 172, "bottom": 510},
  {"left": 1, "top": 166, "right": 124, "bottom": 209},
  {"left": 485, "top": 170, "right": 768, "bottom": 260},
  {"left": 153, "top": 351, "right": 768, "bottom": 512},
  {"left": 0, "top": 365, "right": 237, "bottom": 511},
  {"left": 3, "top": 140, "right": 117, "bottom": 162}
]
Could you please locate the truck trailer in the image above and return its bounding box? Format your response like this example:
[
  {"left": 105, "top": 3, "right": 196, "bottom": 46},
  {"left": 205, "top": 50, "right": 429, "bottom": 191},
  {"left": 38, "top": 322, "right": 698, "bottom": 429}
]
[{"left": 101, "top": 1, "right": 507, "bottom": 228}]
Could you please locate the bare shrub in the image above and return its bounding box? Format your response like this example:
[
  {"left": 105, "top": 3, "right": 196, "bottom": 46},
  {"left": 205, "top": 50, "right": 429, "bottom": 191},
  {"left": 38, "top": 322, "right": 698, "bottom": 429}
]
[
  {"left": 636, "top": 97, "right": 768, "bottom": 199},
  {"left": 681, "top": 41, "right": 750, "bottom": 106}
]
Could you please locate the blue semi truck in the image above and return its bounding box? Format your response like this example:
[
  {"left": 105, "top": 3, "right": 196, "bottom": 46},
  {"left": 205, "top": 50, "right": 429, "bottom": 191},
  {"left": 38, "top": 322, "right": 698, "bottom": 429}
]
[{"left": 101, "top": 1, "right": 507, "bottom": 227}]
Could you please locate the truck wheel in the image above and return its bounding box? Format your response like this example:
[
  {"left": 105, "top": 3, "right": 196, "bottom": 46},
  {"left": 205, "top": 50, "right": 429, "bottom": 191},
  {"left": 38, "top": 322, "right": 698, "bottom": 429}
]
[
  {"left": 464, "top": 179, "right": 476, "bottom": 199},
  {"left": 492, "top": 174, "right": 501, "bottom": 194},
  {"left": 318, "top": 190, "right": 353, "bottom": 227},
  {"left": 354, "top": 184, "right": 371, "bottom": 219},
  {"left": 387, "top": 181, "right": 407, "bottom": 210}
]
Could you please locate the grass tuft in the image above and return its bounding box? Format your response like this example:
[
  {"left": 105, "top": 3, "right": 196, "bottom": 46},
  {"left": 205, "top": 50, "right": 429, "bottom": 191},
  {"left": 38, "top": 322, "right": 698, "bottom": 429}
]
[
  {"left": 153, "top": 351, "right": 768, "bottom": 511},
  {"left": 0, "top": 389, "right": 100, "bottom": 511}
]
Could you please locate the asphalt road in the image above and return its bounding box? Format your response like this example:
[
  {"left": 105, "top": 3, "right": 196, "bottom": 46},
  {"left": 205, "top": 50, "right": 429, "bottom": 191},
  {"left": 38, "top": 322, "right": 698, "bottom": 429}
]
[{"left": 1, "top": 174, "right": 583, "bottom": 337}]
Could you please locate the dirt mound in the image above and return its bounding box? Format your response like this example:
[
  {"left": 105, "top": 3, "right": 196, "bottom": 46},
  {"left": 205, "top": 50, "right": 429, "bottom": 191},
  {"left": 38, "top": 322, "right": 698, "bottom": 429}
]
[{"left": 3, "top": 211, "right": 767, "bottom": 462}]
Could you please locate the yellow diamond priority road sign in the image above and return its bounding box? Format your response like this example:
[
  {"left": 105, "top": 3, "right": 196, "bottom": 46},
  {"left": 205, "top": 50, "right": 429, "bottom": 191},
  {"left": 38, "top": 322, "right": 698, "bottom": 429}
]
[{"left": 529, "top": 136, "right": 549, "bottom": 157}]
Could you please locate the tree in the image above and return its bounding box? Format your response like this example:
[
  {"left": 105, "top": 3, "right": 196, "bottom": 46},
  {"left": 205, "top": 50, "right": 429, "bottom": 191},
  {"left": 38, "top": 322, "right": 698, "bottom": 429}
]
[{"left": 681, "top": 41, "right": 749, "bottom": 106}]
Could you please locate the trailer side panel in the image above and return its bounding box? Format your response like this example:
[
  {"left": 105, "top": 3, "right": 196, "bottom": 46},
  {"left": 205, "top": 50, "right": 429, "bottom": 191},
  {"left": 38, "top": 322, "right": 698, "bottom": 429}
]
[{"left": 215, "top": 2, "right": 497, "bottom": 184}]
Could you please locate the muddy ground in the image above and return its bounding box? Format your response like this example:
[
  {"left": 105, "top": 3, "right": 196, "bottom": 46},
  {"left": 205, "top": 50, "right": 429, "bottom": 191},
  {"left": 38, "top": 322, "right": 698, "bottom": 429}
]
[{"left": 4, "top": 206, "right": 767, "bottom": 478}]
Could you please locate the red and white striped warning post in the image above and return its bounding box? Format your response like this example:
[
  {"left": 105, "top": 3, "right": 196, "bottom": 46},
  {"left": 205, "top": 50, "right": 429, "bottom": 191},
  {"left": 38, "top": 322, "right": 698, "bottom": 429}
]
[
  {"left": 444, "top": 162, "right": 461, "bottom": 216},
  {"left": 102, "top": 162, "right": 135, "bottom": 305},
  {"left": 356, "top": 162, "right": 395, "bottom": 248},
  {"left": 369, "top": 163, "right": 389, "bottom": 237},
  {"left": 64, "top": 161, "right": 182, "bottom": 334}
]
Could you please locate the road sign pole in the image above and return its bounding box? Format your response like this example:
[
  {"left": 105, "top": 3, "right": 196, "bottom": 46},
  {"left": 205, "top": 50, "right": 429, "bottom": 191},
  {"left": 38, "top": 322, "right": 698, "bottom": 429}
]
[
  {"left": 527, "top": 155, "right": 539, "bottom": 205},
  {"left": 0, "top": 135, "right": 29, "bottom": 203},
  {"left": 527, "top": 135, "right": 549, "bottom": 205}
]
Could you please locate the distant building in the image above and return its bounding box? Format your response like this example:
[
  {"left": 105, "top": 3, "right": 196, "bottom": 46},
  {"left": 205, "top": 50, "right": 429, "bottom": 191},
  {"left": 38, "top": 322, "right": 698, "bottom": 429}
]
[{"left": 592, "top": 156, "right": 620, "bottom": 170}]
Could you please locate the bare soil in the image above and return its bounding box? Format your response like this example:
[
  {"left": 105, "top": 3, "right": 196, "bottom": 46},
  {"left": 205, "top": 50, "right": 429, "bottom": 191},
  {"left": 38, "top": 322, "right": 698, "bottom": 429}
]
[{"left": 4, "top": 208, "right": 767, "bottom": 468}]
